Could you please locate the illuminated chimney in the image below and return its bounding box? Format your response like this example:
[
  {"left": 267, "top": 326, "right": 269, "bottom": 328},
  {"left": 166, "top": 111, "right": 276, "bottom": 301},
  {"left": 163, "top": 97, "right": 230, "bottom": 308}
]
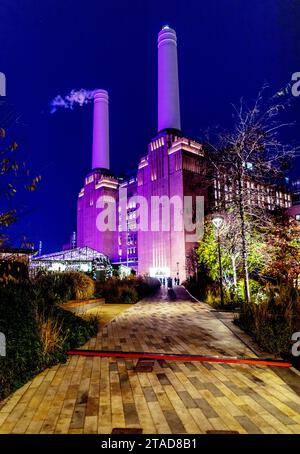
[
  {"left": 157, "top": 26, "right": 181, "bottom": 133},
  {"left": 92, "top": 89, "right": 110, "bottom": 170}
]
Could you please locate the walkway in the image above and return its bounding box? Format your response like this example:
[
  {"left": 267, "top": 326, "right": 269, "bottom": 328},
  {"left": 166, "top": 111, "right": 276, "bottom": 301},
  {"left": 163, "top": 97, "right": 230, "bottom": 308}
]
[{"left": 1, "top": 287, "right": 300, "bottom": 434}]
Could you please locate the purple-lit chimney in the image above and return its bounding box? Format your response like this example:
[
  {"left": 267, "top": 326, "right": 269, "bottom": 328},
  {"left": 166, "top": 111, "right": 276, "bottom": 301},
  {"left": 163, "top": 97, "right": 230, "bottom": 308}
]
[
  {"left": 92, "top": 89, "right": 110, "bottom": 170},
  {"left": 157, "top": 26, "right": 181, "bottom": 133}
]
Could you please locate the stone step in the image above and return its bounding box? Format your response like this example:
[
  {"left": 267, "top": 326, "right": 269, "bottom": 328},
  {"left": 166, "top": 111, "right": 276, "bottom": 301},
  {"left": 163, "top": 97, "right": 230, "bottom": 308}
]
[{"left": 59, "top": 298, "right": 105, "bottom": 315}]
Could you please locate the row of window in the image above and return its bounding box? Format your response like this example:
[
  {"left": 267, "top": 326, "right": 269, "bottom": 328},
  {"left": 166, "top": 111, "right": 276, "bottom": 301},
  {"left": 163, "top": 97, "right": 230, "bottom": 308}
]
[
  {"left": 214, "top": 179, "right": 291, "bottom": 209},
  {"left": 118, "top": 247, "right": 137, "bottom": 256}
]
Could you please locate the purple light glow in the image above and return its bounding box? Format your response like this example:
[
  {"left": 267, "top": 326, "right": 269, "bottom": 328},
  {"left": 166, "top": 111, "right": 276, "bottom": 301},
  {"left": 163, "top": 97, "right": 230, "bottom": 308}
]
[
  {"left": 92, "top": 90, "right": 110, "bottom": 170},
  {"left": 158, "top": 27, "right": 181, "bottom": 132}
]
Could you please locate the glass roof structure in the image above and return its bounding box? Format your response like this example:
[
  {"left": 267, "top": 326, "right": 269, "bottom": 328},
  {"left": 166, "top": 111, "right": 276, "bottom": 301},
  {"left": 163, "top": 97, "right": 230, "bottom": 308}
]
[{"left": 30, "top": 246, "right": 111, "bottom": 273}]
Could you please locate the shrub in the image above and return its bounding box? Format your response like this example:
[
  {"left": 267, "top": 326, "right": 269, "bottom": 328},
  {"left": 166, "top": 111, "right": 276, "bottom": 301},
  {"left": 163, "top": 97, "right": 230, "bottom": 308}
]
[
  {"left": 120, "top": 285, "right": 139, "bottom": 304},
  {"left": 236, "top": 278, "right": 261, "bottom": 303},
  {"left": 33, "top": 271, "right": 72, "bottom": 304},
  {"left": 69, "top": 272, "right": 95, "bottom": 300},
  {"left": 184, "top": 275, "right": 242, "bottom": 309},
  {"left": 134, "top": 276, "right": 161, "bottom": 299},
  {"left": 0, "top": 282, "right": 98, "bottom": 401},
  {"left": 0, "top": 283, "right": 43, "bottom": 399},
  {"left": 36, "top": 310, "right": 66, "bottom": 363},
  {"left": 237, "top": 284, "right": 300, "bottom": 356},
  {"left": 95, "top": 276, "right": 160, "bottom": 303},
  {"left": 33, "top": 271, "right": 95, "bottom": 304}
]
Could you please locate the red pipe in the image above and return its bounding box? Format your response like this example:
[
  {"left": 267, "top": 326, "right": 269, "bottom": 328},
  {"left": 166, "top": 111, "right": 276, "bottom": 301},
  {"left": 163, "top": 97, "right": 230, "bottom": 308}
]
[{"left": 67, "top": 349, "right": 292, "bottom": 367}]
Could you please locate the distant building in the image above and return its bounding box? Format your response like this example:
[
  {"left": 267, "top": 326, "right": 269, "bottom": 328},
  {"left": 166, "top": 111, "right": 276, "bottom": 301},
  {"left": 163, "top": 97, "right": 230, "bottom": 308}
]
[
  {"left": 288, "top": 179, "right": 300, "bottom": 221},
  {"left": 30, "top": 246, "right": 111, "bottom": 278},
  {"left": 76, "top": 26, "right": 292, "bottom": 282}
]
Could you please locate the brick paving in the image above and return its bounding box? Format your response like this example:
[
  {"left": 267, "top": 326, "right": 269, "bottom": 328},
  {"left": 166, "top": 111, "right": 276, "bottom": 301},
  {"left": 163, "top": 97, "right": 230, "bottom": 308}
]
[{"left": 1, "top": 286, "right": 300, "bottom": 434}]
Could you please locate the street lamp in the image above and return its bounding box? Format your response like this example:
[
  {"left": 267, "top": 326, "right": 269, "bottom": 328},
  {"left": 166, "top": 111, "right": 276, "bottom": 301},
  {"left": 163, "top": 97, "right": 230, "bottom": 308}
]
[{"left": 212, "top": 214, "right": 224, "bottom": 308}]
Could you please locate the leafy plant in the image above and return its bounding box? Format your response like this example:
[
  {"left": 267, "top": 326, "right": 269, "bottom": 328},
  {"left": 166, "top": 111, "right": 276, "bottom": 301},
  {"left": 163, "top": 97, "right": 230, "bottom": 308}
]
[
  {"left": 237, "top": 284, "right": 300, "bottom": 355},
  {"left": 0, "top": 281, "right": 98, "bottom": 401},
  {"left": 33, "top": 271, "right": 95, "bottom": 304}
]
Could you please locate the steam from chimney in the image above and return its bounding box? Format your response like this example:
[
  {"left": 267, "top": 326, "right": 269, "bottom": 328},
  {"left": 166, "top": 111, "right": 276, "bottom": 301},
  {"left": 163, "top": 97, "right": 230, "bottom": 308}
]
[
  {"left": 49, "top": 89, "right": 98, "bottom": 113},
  {"left": 158, "top": 26, "right": 181, "bottom": 132}
]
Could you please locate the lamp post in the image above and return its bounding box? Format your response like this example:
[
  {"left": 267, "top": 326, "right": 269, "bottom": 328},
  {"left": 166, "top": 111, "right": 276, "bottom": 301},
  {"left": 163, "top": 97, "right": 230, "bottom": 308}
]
[{"left": 212, "top": 215, "right": 224, "bottom": 308}]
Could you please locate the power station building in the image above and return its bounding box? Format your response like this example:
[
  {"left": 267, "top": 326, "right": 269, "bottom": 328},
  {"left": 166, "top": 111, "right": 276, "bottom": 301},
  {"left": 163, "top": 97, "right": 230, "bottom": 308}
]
[{"left": 77, "top": 26, "right": 292, "bottom": 282}]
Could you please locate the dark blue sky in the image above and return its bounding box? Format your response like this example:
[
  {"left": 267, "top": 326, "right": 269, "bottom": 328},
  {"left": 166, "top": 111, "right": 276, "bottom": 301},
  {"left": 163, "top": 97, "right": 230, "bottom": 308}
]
[{"left": 0, "top": 0, "right": 299, "bottom": 253}]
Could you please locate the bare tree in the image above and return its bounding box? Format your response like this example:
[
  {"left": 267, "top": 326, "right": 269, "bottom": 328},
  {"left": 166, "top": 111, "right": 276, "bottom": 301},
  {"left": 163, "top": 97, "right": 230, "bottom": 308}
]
[
  {"left": 206, "top": 86, "right": 299, "bottom": 304},
  {"left": 219, "top": 212, "right": 242, "bottom": 289}
]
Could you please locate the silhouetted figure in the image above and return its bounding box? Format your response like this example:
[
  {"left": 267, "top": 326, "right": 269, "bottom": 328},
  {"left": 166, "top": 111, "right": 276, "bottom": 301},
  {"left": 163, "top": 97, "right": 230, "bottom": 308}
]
[
  {"left": 167, "top": 277, "right": 173, "bottom": 288},
  {"left": 162, "top": 278, "right": 166, "bottom": 286}
]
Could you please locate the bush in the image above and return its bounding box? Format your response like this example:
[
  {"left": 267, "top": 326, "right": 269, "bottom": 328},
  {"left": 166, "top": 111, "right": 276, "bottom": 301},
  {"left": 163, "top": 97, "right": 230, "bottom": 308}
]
[
  {"left": 120, "top": 286, "right": 139, "bottom": 304},
  {"left": 236, "top": 278, "right": 261, "bottom": 303},
  {"left": 0, "top": 282, "right": 98, "bottom": 401},
  {"left": 0, "top": 284, "right": 43, "bottom": 399},
  {"left": 95, "top": 276, "right": 160, "bottom": 304},
  {"left": 237, "top": 284, "right": 300, "bottom": 356},
  {"left": 184, "top": 275, "right": 242, "bottom": 309},
  {"left": 69, "top": 272, "right": 95, "bottom": 300},
  {"left": 33, "top": 271, "right": 95, "bottom": 304}
]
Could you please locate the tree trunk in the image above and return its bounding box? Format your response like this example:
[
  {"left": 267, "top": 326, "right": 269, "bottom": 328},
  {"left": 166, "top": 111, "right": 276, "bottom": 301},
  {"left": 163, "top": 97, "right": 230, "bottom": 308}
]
[
  {"left": 237, "top": 173, "right": 251, "bottom": 304},
  {"left": 231, "top": 255, "right": 237, "bottom": 288}
]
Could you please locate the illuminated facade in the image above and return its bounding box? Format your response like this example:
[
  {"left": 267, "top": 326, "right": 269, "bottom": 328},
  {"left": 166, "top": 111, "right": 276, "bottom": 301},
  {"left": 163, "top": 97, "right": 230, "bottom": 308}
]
[
  {"left": 76, "top": 26, "right": 292, "bottom": 281},
  {"left": 30, "top": 246, "right": 111, "bottom": 275},
  {"left": 288, "top": 179, "right": 300, "bottom": 221}
]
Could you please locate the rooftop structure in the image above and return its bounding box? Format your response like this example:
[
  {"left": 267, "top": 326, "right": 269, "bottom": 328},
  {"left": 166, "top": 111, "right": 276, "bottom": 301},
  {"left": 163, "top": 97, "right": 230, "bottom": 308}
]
[{"left": 30, "top": 246, "right": 111, "bottom": 274}]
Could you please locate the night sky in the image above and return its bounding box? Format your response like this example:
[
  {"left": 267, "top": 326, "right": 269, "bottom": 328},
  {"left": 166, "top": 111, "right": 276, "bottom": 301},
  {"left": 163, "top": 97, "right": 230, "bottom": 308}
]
[{"left": 0, "top": 0, "right": 299, "bottom": 253}]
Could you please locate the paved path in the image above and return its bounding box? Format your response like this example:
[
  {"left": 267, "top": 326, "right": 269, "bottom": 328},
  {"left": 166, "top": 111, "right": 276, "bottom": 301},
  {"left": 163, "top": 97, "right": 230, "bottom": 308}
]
[{"left": 1, "top": 287, "right": 300, "bottom": 434}]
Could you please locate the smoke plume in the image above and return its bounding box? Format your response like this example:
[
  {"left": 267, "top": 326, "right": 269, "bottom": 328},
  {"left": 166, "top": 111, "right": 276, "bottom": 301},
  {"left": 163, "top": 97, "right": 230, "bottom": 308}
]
[{"left": 49, "top": 89, "right": 98, "bottom": 113}]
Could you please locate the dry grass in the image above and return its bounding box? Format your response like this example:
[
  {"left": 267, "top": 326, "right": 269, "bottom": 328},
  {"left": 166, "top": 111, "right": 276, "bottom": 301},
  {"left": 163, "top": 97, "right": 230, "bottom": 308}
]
[
  {"left": 238, "top": 284, "right": 300, "bottom": 355},
  {"left": 72, "top": 273, "right": 95, "bottom": 300},
  {"left": 36, "top": 311, "right": 67, "bottom": 359}
]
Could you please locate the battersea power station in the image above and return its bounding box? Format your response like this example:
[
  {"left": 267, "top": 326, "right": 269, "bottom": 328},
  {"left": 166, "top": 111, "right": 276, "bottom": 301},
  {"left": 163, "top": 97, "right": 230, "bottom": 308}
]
[{"left": 76, "top": 26, "right": 292, "bottom": 282}]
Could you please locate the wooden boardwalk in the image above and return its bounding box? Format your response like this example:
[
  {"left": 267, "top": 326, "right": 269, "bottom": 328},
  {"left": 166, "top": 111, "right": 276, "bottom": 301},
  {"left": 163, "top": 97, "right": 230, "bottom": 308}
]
[{"left": 1, "top": 287, "right": 300, "bottom": 434}]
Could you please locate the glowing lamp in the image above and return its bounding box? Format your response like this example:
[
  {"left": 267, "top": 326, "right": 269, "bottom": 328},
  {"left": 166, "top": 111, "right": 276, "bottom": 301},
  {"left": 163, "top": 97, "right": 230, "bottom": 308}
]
[{"left": 212, "top": 215, "right": 224, "bottom": 229}]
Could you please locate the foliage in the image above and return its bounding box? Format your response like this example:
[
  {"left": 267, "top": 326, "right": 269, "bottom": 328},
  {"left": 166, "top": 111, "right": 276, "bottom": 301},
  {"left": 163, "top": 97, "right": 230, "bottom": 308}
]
[
  {"left": 262, "top": 215, "right": 300, "bottom": 285},
  {"left": 0, "top": 126, "right": 41, "bottom": 247},
  {"left": 0, "top": 281, "right": 98, "bottom": 401},
  {"left": 0, "top": 283, "right": 42, "bottom": 399},
  {"left": 206, "top": 86, "right": 299, "bottom": 303},
  {"left": 120, "top": 286, "right": 139, "bottom": 304},
  {"left": 95, "top": 276, "right": 160, "bottom": 304},
  {"left": 0, "top": 255, "right": 29, "bottom": 285},
  {"left": 196, "top": 215, "right": 265, "bottom": 307},
  {"left": 33, "top": 271, "right": 95, "bottom": 304},
  {"left": 237, "top": 284, "right": 300, "bottom": 355},
  {"left": 197, "top": 219, "right": 220, "bottom": 282},
  {"left": 236, "top": 278, "right": 262, "bottom": 302}
]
